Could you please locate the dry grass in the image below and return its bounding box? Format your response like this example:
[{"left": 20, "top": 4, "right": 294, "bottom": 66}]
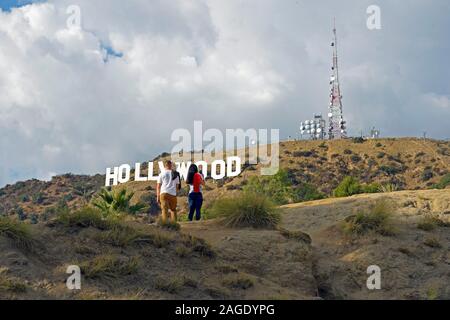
[
  {"left": 417, "top": 216, "right": 449, "bottom": 231},
  {"left": 215, "top": 264, "right": 239, "bottom": 274},
  {"left": 174, "top": 245, "right": 190, "bottom": 258},
  {"left": 0, "top": 217, "right": 35, "bottom": 251},
  {"left": 80, "top": 254, "right": 140, "bottom": 279},
  {"left": 154, "top": 275, "right": 197, "bottom": 294},
  {"left": 380, "top": 184, "right": 398, "bottom": 193},
  {"left": 222, "top": 274, "right": 254, "bottom": 290},
  {"left": 157, "top": 220, "right": 181, "bottom": 231},
  {"left": 0, "top": 269, "right": 27, "bottom": 294},
  {"left": 278, "top": 228, "right": 312, "bottom": 244},
  {"left": 56, "top": 207, "right": 119, "bottom": 230},
  {"left": 181, "top": 234, "right": 216, "bottom": 258},
  {"left": 99, "top": 227, "right": 171, "bottom": 248},
  {"left": 423, "top": 237, "right": 442, "bottom": 249},
  {"left": 341, "top": 200, "right": 395, "bottom": 237}
]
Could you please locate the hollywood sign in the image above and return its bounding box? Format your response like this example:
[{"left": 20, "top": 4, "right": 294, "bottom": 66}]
[{"left": 105, "top": 156, "right": 241, "bottom": 187}]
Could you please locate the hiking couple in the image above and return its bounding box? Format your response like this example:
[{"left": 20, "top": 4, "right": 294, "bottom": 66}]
[{"left": 156, "top": 160, "right": 205, "bottom": 224}]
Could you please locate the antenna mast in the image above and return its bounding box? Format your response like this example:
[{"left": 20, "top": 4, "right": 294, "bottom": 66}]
[{"left": 328, "top": 19, "right": 347, "bottom": 139}]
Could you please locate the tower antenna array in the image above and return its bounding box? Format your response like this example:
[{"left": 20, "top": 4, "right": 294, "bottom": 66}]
[{"left": 328, "top": 19, "right": 347, "bottom": 139}]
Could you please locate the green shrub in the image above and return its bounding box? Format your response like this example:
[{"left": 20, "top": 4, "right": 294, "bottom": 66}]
[
  {"left": 433, "top": 173, "right": 450, "bottom": 189},
  {"left": 362, "top": 183, "right": 381, "bottom": 194},
  {"left": 56, "top": 207, "right": 119, "bottom": 230},
  {"left": 341, "top": 200, "right": 394, "bottom": 237},
  {"left": 333, "top": 176, "right": 362, "bottom": 197},
  {"left": 211, "top": 192, "right": 280, "bottom": 229},
  {"left": 244, "top": 170, "right": 323, "bottom": 205},
  {"left": 0, "top": 217, "right": 35, "bottom": 251}
]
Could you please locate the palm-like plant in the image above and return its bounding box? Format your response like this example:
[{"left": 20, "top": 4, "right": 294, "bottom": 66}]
[
  {"left": 380, "top": 183, "right": 398, "bottom": 193},
  {"left": 91, "top": 188, "right": 146, "bottom": 217}
]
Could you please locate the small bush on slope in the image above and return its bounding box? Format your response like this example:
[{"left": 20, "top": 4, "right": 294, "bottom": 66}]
[
  {"left": 56, "top": 207, "right": 119, "bottom": 230},
  {"left": 80, "top": 254, "right": 140, "bottom": 279},
  {"left": 244, "top": 169, "right": 323, "bottom": 205},
  {"left": 181, "top": 234, "right": 216, "bottom": 258},
  {"left": 333, "top": 176, "right": 381, "bottom": 198},
  {"left": 333, "top": 176, "right": 362, "bottom": 197},
  {"left": 211, "top": 192, "right": 280, "bottom": 229},
  {"left": 0, "top": 269, "right": 27, "bottom": 294},
  {"left": 341, "top": 200, "right": 395, "bottom": 237},
  {"left": 57, "top": 207, "right": 172, "bottom": 248},
  {"left": 0, "top": 217, "right": 35, "bottom": 251},
  {"left": 417, "top": 216, "right": 450, "bottom": 231},
  {"left": 433, "top": 173, "right": 450, "bottom": 189}
]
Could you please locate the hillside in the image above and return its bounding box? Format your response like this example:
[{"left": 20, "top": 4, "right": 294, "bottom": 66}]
[
  {"left": 0, "top": 188, "right": 448, "bottom": 300},
  {"left": 1, "top": 138, "right": 449, "bottom": 222}
]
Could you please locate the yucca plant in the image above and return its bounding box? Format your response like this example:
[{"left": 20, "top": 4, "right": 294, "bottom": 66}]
[
  {"left": 380, "top": 183, "right": 398, "bottom": 193},
  {"left": 91, "top": 188, "right": 146, "bottom": 217}
]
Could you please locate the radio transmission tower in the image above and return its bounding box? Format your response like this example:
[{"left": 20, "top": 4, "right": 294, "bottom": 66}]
[{"left": 328, "top": 20, "right": 347, "bottom": 139}]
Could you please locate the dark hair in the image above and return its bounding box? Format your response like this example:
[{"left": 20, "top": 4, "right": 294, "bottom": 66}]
[
  {"left": 163, "top": 160, "right": 172, "bottom": 168},
  {"left": 186, "top": 164, "right": 198, "bottom": 185},
  {"left": 171, "top": 170, "right": 180, "bottom": 181}
]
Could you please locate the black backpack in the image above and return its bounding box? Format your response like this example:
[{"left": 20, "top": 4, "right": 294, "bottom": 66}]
[{"left": 171, "top": 170, "right": 182, "bottom": 188}]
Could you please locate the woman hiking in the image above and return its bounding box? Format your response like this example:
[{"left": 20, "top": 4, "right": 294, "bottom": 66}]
[{"left": 186, "top": 164, "right": 205, "bottom": 221}]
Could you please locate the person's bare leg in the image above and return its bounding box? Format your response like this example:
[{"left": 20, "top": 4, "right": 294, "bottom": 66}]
[{"left": 171, "top": 209, "right": 178, "bottom": 223}]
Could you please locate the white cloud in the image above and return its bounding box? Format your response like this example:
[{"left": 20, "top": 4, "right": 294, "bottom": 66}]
[{"left": 0, "top": 0, "right": 449, "bottom": 186}]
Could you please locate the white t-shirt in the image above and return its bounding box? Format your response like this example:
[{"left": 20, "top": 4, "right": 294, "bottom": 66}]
[{"left": 157, "top": 170, "right": 180, "bottom": 196}]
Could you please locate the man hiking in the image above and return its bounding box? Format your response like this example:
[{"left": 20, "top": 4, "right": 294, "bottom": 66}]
[{"left": 156, "top": 160, "right": 180, "bottom": 224}]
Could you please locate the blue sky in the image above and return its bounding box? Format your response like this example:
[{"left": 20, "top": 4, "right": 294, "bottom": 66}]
[{"left": 0, "top": 0, "right": 37, "bottom": 11}]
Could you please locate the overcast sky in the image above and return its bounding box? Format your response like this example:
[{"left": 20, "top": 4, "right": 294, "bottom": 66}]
[{"left": 0, "top": 0, "right": 449, "bottom": 187}]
